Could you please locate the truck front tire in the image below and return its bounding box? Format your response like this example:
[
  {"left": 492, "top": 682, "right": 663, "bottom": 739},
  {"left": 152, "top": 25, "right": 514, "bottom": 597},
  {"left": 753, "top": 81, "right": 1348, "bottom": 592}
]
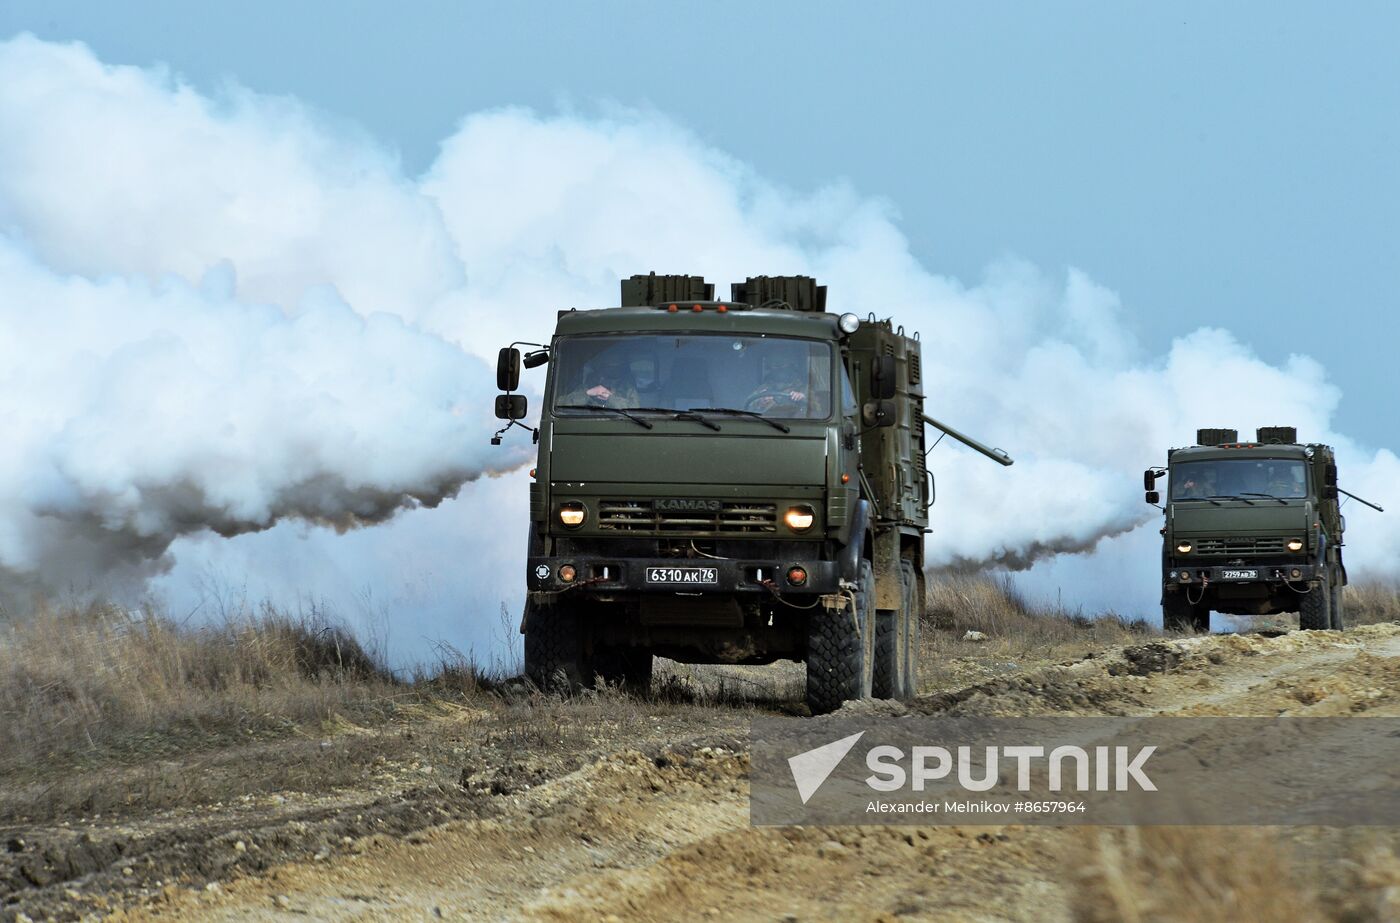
[
  {"left": 806, "top": 559, "right": 874, "bottom": 715},
  {"left": 1330, "top": 578, "right": 1346, "bottom": 630},
  {"left": 1299, "top": 571, "right": 1333, "bottom": 631},
  {"left": 523, "top": 600, "right": 590, "bottom": 692}
]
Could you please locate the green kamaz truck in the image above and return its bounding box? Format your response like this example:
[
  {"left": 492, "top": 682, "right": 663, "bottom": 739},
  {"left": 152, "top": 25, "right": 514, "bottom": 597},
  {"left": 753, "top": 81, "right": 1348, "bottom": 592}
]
[
  {"left": 492, "top": 273, "right": 1012, "bottom": 713},
  {"left": 1145, "top": 427, "right": 1382, "bottom": 632}
]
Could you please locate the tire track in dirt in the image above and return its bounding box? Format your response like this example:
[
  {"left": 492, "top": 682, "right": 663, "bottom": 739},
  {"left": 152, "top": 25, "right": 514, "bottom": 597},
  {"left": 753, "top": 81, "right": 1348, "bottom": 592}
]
[{"left": 117, "top": 624, "right": 1400, "bottom": 922}]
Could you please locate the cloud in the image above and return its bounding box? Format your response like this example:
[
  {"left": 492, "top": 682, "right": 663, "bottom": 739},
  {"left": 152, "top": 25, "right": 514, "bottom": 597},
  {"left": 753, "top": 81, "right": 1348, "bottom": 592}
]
[
  {"left": 0, "top": 235, "right": 522, "bottom": 609},
  {"left": 0, "top": 34, "right": 1394, "bottom": 659}
]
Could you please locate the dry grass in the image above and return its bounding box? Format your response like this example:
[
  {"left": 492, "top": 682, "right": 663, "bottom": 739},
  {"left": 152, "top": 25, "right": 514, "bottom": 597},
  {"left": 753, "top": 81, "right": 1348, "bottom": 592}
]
[
  {"left": 0, "top": 601, "right": 759, "bottom": 823},
  {"left": 926, "top": 572, "right": 1150, "bottom": 642},
  {"left": 0, "top": 602, "right": 421, "bottom": 776},
  {"left": 1069, "top": 827, "right": 1321, "bottom": 923},
  {"left": 918, "top": 572, "right": 1152, "bottom": 692},
  {"left": 1346, "top": 579, "right": 1400, "bottom": 626}
]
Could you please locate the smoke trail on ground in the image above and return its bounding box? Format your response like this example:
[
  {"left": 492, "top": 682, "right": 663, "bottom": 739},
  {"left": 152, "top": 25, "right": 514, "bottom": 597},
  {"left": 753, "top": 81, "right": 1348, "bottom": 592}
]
[{"left": 0, "top": 238, "right": 524, "bottom": 608}]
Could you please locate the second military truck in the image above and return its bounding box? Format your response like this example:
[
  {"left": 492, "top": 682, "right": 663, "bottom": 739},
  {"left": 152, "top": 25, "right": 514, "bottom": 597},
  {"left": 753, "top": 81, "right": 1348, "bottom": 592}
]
[
  {"left": 1145, "top": 427, "right": 1382, "bottom": 632},
  {"left": 493, "top": 273, "right": 1012, "bottom": 713}
]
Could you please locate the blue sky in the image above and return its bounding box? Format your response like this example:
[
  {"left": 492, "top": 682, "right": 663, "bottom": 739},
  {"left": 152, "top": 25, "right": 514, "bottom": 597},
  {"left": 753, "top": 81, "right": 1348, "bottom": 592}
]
[{"left": 6, "top": 2, "right": 1396, "bottom": 450}]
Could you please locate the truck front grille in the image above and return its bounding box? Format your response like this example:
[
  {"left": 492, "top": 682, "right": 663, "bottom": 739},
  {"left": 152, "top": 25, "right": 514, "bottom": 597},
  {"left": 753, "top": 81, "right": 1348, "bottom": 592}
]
[
  {"left": 1194, "top": 537, "right": 1287, "bottom": 556},
  {"left": 598, "top": 500, "right": 778, "bottom": 534}
]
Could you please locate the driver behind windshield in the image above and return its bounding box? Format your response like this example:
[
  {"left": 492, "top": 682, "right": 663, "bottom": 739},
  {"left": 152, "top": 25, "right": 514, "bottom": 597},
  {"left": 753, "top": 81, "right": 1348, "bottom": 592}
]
[
  {"left": 745, "top": 354, "right": 808, "bottom": 415},
  {"left": 1265, "top": 464, "right": 1305, "bottom": 497},
  {"left": 1175, "top": 467, "right": 1217, "bottom": 499},
  {"left": 561, "top": 355, "right": 639, "bottom": 409}
]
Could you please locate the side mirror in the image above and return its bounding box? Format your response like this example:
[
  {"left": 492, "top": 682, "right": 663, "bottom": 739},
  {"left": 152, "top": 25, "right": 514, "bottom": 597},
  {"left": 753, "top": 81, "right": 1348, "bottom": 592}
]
[
  {"left": 497, "top": 348, "right": 522, "bottom": 391},
  {"left": 1143, "top": 469, "right": 1159, "bottom": 491},
  {"left": 1324, "top": 463, "right": 1338, "bottom": 487},
  {"left": 1146, "top": 490, "right": 1160, "bottom": 505},
  {"left": 495, "top": 394, "right": 528, "bottom": 420},
  {"left": 862, "top": 400, "right": 896, "bottom": 428},
  {"left": 871, "top": 355, "right": 897, "bottom": 400},
  {"left": 1323, "top": 484, "right": 1338, "bottom": 501},
  {"left": 522, "top": 349, "right": 550, "bottom": 369}
]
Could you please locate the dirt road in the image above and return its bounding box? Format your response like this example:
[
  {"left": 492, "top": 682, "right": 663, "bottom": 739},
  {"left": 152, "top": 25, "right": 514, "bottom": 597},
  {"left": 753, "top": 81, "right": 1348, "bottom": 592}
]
[{"left": 99, "top": 623, "right": 1400, "bottom": 923}]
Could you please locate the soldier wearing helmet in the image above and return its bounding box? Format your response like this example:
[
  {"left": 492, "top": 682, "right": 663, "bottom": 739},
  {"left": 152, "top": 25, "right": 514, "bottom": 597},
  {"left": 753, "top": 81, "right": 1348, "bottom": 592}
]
[
  {"left": 745, "top": 353, "right": 809, "bottom": 415},
  {"left": 562, "top": 354, "right": 639, "bottom": 409}
]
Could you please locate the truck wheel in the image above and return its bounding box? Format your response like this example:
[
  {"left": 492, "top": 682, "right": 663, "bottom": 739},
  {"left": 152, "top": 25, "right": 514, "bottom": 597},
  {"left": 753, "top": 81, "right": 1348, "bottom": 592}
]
[
  {"left": 1329, "top": 572, "right": 1346, "bottom": 631},
  {"left": 874, "top": 560, "right": 922, "bottom": 700},
  {"left": 900, "top": 560, "right": 921, "bottom": 699},
  {"left": 1299, "top": 572, "right": 1332, "bottom": 631},
  {"left": 523, "top": 600, "right": 590, "bottom": 693},
  {"left": 592, "top": 645, "right": 654, "bottom": 693},
  {"left": 872, "top": 607, "right": 899, "bottom": 700},
  {"left": 872, "top": 563, "right": 903, "bottom": 700},
  {"left": 806, "top": 559, "right": 874, "bottom": 715}
]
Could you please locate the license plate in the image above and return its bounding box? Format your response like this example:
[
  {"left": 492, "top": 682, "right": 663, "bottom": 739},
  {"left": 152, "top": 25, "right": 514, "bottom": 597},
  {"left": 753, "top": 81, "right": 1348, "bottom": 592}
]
[
  {"left": 1221, "top": 569, "right": 1259, "bottom": 580},
  {"left": 646, "top": 566, "right": 719, "bottom": 585}
]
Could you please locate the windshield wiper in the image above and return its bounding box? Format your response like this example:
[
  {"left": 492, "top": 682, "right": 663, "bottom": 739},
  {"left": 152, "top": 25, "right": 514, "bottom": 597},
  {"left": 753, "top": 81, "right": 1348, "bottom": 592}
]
[
  {"left": 1207, "top": 494, "right": 1256, "bottom": 506},
  {"left": 1240, "top": 492, "right": 1289, "bottom": 505},
  {"left": 688, "top": 407, "right": 791, "bottom": 433},
  {"left": 555, "top": 403, "right": 654, "bottom": 429},
  {"left": 623, "top": 406, "right": 723, "bottom": 431},
  {"left": 671, "top": 409, "right": 721, "bottom": 431}
]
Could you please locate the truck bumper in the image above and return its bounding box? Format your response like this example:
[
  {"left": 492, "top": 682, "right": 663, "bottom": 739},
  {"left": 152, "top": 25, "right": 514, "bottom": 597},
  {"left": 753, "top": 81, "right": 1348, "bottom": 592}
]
[
  {"left": 1164, "top": 563, "right": 1319, "bottom": 587},
  {"left": 527, "top": 554, "right": 842, "bottom": 595}
]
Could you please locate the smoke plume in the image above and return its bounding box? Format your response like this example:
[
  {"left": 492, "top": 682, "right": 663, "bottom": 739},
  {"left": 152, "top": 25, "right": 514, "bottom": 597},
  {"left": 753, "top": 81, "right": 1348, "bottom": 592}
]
[{"left": 1, "top": 35, "right": 1395, "bottom": 655}]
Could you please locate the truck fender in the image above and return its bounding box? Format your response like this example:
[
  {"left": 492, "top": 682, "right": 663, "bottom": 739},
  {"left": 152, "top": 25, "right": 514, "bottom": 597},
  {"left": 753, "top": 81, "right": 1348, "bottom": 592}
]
[{"left": 838, "top": 499, "right": 872, "bottom": 581}]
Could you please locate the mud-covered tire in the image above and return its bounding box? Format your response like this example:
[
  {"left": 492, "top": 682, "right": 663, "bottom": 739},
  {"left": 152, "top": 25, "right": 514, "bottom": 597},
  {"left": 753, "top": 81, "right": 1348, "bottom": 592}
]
[
  {"left": 523, "top": 601, "right": 590, "bottom": 692},
  {"left": 900, "top": 561, "right": 921, "bottom": 699},
  {"left": 592, "top": 645, "right": 654, "bottom": 693},
  {"left": 1299, "top": 572, "right": 1332, "bottom": 631},
  {"left": 872, "top": 608, "right": 899, "bottom": 700},
  {"left": 1330, "top": 571, "right": 1346, "bottom": 631},
  {"left": 1162, "top": 595, "right": 1209, "bottom": 633},
  {"left": 806, "top": 559, "right": 874, "bottom": 715},
  {"left": 874, "top": 560, "right": 920, "bottom": 700}
]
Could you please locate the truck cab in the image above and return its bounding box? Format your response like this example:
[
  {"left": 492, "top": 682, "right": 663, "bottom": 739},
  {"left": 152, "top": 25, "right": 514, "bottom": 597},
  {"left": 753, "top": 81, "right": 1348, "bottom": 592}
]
[
  {"left": 1147, "top": 426, "right": 1352, "bottom": 631},
  {"left": 493, "top": 273, "right": 1011, "bottom": 713}
]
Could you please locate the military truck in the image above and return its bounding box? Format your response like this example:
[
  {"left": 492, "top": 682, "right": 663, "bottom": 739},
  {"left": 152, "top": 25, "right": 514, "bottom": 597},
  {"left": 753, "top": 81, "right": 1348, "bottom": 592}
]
[
  {"left": 1145, "top": 427, "right": 1382, "bottom": 632},
  {"left": 492, "top": 273, "right": 1012, "bottom": 713}
]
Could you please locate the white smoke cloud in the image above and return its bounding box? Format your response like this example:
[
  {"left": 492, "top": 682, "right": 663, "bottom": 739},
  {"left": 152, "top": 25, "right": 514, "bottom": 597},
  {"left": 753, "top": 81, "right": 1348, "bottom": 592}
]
[
  {"left": 0, "top": 233, "right": 520, "bottom": 607},
  {"left": 1, "top": 34, "right": 1395, "bottom": 659}
]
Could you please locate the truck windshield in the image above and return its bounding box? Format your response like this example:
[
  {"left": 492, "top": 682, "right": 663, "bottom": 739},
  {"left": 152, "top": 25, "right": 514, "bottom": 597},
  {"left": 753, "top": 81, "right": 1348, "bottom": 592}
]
[
  {"left": 551, "top": 335, "right": 834, "bottom": 420},
  {"left": 1170, "top": 458, "right": 1308, "bottom": 500}
]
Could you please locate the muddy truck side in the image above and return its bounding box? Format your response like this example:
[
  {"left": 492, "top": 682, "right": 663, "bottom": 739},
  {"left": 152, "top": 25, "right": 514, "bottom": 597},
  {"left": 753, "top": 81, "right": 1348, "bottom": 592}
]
[
  {"left": 492, "top": 273, "right": 1011, "bottom": 714},
  {"left": 1145, "top": 426, "right": 1382, "bottom": 632}
]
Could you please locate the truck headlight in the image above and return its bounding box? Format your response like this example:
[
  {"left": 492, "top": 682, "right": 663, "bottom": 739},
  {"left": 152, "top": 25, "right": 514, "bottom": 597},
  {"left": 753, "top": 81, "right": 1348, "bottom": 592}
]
[
  {"left": 558, "top": 502, "right": 586, "bottom": 528},
  {"left": 1176, "top": 541, "right": 1192, "bottom": 554},
  {"left": 1287, "top": 538, "right": 1304, "bottom": 552},
  {"left": 838, "top": 313, "right": 860, "bottom": 334},
  {"left": 784, "top": 505, "right": 816, "bottom": 532}
]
